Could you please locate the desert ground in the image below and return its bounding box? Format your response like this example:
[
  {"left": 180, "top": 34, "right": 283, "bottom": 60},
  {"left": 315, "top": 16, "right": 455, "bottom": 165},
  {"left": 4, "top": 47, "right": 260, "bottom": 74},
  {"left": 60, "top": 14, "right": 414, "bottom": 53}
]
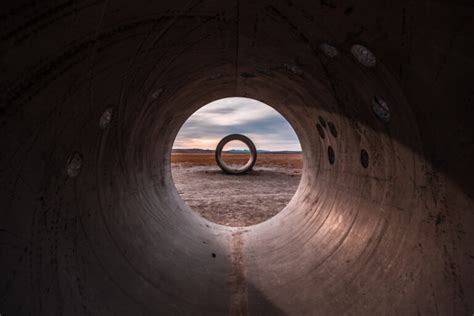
[{"left": 171, "top": 152, "right": 303, "bottom": 227}]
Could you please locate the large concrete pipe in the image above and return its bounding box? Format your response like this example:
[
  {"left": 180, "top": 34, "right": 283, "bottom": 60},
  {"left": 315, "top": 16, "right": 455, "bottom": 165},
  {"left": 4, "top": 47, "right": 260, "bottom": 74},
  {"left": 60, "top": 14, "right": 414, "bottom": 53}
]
[{"left": 1, "top": 1, "right": 473, "bottom": 315}]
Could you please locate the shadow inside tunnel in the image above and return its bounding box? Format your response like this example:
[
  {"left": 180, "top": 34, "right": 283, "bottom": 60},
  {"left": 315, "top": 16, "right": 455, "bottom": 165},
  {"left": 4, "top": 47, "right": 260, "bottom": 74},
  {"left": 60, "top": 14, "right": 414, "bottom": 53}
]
[{"left": 244, "top": 283, "right": 287, "bottom": 315}]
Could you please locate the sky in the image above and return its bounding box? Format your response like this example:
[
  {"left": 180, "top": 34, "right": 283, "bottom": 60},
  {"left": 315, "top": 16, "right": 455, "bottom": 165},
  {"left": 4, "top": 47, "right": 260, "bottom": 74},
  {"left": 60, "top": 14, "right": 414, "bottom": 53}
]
[{"left": 173, "top": 97, "right": 302, "bottom": 151}]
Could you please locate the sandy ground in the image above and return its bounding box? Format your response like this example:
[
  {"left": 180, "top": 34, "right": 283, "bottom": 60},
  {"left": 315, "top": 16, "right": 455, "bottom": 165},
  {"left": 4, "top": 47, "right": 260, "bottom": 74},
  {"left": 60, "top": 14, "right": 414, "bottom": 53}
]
[{"left": 171, "top": 153, "right": 302, "bottom": 227}]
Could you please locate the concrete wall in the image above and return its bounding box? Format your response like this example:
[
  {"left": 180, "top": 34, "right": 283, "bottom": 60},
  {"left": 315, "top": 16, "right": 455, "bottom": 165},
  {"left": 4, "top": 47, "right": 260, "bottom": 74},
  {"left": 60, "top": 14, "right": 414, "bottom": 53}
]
[{"left": 1, "top": 0, "right": 473, "bottom": 314}]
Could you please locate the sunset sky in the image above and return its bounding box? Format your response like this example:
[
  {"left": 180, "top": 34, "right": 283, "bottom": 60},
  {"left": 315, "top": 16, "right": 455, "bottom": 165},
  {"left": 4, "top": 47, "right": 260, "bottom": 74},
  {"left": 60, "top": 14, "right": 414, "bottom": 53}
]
[{"left": 173, "top": 97, "right": 302, "bottom": 151}]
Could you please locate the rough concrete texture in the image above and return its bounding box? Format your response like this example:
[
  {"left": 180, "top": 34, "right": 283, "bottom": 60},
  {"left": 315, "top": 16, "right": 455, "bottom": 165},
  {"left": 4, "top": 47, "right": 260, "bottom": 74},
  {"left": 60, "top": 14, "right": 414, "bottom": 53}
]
[{"left": 1, "top": 0, "right": 473, "bottom": 315}]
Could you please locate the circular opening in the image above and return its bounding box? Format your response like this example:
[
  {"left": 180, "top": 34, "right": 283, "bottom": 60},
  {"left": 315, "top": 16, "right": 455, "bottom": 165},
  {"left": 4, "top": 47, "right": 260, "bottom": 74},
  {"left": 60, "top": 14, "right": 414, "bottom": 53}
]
[
  {"left": 67, "top": 151, "right": 83, "bottom": 178},
  {"left": 316, "top": 123, "right": 325, "bottom": 139},
  {"left": 99, "top": 107, "right": 113, "bottom": 130},
  {"left": 328, "top": 121, "right": 338, "bottom": 137},
  {"left": 328, "top": 146, "right": 335, "bottom": 164},
  {"left": 217, "top": 135, "right": 257, "bottom": 174},
  {"left": 221, "top": 140, "right": 252, "bottom": 169},
  {"left": 372, "top": 95, "right": 391, "bottom": 123},
  {"left": 318, "top": 116, "right": 327, "bottom": 128},
  {"left": 171, "top": 97, "right": 303, "bottom": 227},
  {"left": 319, "top": 42, "right": 339, "bottom": 58},
  {"left": 351, "top": 44, "right": 377, "bottom": 67},
  {"left": 360, "top": 149, "right": 369, "bottom": 168}
]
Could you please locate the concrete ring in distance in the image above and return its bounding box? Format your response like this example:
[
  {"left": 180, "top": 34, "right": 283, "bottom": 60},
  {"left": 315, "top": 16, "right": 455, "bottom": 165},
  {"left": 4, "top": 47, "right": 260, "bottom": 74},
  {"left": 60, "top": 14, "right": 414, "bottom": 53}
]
[{"left": 215, "top": 134, "right": 257, "bottom": 174}]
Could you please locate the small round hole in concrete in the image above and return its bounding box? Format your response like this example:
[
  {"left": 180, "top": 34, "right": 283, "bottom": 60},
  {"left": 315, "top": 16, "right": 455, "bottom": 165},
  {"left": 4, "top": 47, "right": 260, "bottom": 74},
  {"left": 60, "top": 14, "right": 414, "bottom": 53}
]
[
  {"left": 67, "top": 152, "right": 83, "bottom": 178},
  {"left": 318, "top": 116, "right": 327, "bottom": 128},
  {"left": 351, "top": 44, "right": 376, "bottom": 67},
  {"left": 316, "top": 124, "right": 325, "bottom": 139},
  {"left": 328, "top": 146, "right": 335, "bottom": 164},
  {"left": 360, "top": 149, "right": 369, "bottom": 168},
  {"left": 319, "top": 43, "right": 339, "bottom": 58},
  {"left": 211, "top": 253, "right": 216, "bottom": 258},
  {"left": 328, "top": 122, "right": 338, "bottom": 137},
  {"left": 372, "top": 95, "right": 390, "bottom": 123},
  {"left": 99, "top": 108, "right": 113, "bottom": 130}
]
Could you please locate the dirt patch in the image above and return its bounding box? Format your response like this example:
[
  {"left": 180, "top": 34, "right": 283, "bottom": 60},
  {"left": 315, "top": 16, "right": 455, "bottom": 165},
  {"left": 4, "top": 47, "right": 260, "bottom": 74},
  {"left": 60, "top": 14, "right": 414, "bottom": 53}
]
[{"left": 171, "top": 153, "right": 302, "bottom": 226}]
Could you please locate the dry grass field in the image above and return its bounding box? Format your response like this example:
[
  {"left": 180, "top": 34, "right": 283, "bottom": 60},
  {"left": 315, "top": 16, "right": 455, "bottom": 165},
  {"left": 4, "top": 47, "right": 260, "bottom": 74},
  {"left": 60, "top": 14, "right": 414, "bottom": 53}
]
[
  {"left": 171, "top": 152, "right": 303, "bottom": 226},
  {"left": 171, "top": 152, "right": 303, "bottom": 168}
]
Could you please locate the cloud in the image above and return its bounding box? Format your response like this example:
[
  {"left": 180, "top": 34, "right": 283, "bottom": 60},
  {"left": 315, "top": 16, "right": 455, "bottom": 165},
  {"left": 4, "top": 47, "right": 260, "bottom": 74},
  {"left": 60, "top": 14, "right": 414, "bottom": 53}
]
[{"left": 173, "top": 97, "right": 302, "bottom": 151}]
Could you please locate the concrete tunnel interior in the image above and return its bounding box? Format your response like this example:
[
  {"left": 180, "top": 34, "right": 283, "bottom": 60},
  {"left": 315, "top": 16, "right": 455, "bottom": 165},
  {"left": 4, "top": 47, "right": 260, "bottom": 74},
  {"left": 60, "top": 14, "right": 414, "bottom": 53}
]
[{"left": 1, "top": 0, "right": 474, "bottom": 315}]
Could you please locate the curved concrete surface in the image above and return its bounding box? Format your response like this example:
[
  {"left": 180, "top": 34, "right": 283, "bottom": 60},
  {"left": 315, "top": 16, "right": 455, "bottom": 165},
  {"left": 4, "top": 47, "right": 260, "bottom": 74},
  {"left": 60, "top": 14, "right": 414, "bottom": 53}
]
[
  {"left": 215, "top": 134, "right": 257, "bottom": 174},
  {"left": 1, "top": 1, "right": 473, "bottom": 315}
]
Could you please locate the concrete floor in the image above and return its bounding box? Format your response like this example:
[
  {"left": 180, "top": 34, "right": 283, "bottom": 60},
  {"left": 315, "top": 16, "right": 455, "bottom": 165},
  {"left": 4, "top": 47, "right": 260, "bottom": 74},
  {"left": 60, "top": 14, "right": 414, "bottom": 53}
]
[{"left": 1, "top": 0, "right": 473, "bottom": 315}]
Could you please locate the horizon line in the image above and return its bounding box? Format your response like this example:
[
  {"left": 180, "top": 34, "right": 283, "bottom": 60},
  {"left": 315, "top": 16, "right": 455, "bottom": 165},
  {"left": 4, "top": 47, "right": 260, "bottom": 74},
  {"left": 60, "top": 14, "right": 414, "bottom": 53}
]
[{"left": 172, "top": 148, "right": 302, "bottom": 152}]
